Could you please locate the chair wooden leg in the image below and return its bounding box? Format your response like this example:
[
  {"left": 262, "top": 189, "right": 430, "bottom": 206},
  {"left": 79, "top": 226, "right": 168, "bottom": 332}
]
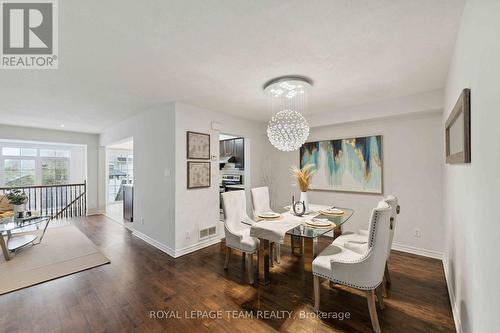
[
  {"left": 381, "top": 276, "right": 388, "bottom": 297},
  {"left": 270, "top": 243, "right": 274, "bottom": 267},
  {"left": 375, "top": 285, "right": 385, "bottom": 310},
  {"left": 366, "top": 290, "right": 381, "bottom": 333},
  {"left": 224, "top": 247, "right": 231, "bottom": 270},
  {"left": 276, "top": 244, "right": 280, "bottom": 263},
  {"left": 385, "top": 262, "right": 392, "bottom": 287},
  {"left": 247, "top": 253, "right": 254, "bottom": 284},
  {"left": 314, "top": 275, "right": 320, "bottom": 311}
]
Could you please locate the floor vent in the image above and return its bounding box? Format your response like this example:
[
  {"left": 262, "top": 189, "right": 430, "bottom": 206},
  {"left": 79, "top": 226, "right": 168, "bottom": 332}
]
[{"left": 199, "top": 226, "right": 217, "bottom": 240}]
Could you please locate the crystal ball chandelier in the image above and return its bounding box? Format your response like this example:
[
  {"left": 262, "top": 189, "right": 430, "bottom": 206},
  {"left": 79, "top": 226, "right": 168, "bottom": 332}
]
[
  {"left": 263, "top": 76, "right": 313, "bottom": 151},
  {"left": 267, "top": 109, "right": 309, "bottom": 151}
]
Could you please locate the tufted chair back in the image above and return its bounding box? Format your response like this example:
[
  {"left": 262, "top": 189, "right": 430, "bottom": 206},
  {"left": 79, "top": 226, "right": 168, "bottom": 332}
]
[
  {"left": 364, "top": 200, "right": 392, "bottom": 287},
  {"left": 384, "top": 195, "right": 400, "bottom": 257},
  {"left": 330, "top": 200, "right": 392, "bottom": 289},
  {"left": 251, "top": 186, "right": 272, "bottom": 218}
]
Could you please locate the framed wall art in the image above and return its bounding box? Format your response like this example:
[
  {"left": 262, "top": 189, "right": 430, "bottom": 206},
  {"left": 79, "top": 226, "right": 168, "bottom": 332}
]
[
  {"left": 446, "top": 88, "right": 471, "bottom": 164},
  {"left": 187, "top": 131, "right": 210, "bottom": 160},
  {"left": 300, "top": 135, "right": 383, "bottom": 194},
  {"left": 187, "top": 161, "right": 211, "bottom": 189}
]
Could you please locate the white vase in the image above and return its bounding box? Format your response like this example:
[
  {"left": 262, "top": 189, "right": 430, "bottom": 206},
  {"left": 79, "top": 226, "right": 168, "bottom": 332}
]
[
  {"left": 13, "top": 204, "right": 25, "bottom": 218},
  {"left": 300, "top": 192, "right": 309, "bottom": 214}
]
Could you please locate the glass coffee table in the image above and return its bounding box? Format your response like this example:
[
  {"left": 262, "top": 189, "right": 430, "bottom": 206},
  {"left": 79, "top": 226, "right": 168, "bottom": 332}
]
[
  {"left": 244, "top": 205, "right": 354, "bottom": 285},
  {"left": 0, "top": 216, "right": 51, "bottom": 261}
]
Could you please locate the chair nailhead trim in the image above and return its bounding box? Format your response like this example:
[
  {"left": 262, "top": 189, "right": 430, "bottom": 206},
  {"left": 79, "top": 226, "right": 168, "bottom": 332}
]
[{"left": 312, "top": 272, "right": 381, "bottom": 290}]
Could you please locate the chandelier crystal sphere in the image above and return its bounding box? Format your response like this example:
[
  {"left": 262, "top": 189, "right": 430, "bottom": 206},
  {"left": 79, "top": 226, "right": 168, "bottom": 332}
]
[
  {"left": 267, "top": 109, "right": 310, "bottom": 151},
  {"left": 263, "top": 76, "right": 312, "bottom": 151}
]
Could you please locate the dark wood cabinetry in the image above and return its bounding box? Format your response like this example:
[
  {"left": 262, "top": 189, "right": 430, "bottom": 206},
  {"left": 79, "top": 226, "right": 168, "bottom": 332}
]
[
  {"left": 123, "top": 185, "right": 133, "bottom": 222},
  {"left": 220, "top": 138, "right": 244, "bottom": 169}
]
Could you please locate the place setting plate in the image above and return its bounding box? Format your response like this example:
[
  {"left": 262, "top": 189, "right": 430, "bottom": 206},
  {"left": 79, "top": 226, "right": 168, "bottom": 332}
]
[
  {"left": 257, "top": 212, "right": 282, "bottom": 221},
  {"left": 305, "top": 218, "right": 333, "bottom": 228},
  {"left": 319, "top": 207, "right": 345, "bottom": 216}
]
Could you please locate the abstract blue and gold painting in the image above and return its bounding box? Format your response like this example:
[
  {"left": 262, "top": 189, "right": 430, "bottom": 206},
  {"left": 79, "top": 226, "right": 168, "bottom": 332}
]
[{"left": 300, "top": 135, "right": 383, "bottom": 193}]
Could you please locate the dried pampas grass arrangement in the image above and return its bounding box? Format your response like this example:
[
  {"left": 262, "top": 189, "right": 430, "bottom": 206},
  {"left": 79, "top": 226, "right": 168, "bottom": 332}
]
[{"left": 291, "top": 164, "right": 316, "bottom": 192}]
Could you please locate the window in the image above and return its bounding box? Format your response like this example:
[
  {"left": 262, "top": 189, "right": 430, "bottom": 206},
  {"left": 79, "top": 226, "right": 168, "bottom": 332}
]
[
  {"left": 40, "top": 149, "right": 56, "bottom": 157},
  {"left": 0, "top": 145, "right": 72, "bottom": 186},
  {"left": 21, "top": 148, "right": 37, "bottom": 157},
  {"left": 41, "top": 159, "right": 69, "bottom": 185},
  {"left": 108, "top": 150, "right": 133, "bottom": 203},
  {"left": 4, "top": 159, "right": 36, "bottom": 186},
  {"left": 2, "top": 147, "right": 20, "bottom": 156}
]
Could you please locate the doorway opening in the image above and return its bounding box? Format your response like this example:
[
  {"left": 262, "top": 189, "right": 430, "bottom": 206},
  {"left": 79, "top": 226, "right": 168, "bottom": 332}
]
[
  {"left": 219, "top": 133, "right": 250, "bottom": 222},
  {"left": 105, "top": 139, "right": 133, "bottom": 227}
]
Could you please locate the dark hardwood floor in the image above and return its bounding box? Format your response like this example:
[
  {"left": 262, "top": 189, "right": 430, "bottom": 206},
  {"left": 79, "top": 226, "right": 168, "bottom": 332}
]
[{"left": 0, "top": 215, "right": 455, "bottom": 333}]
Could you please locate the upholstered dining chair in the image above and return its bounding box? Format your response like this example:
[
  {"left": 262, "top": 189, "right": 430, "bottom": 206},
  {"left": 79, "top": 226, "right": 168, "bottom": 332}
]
[
  {"left": 250, "top": 186, "right": 280, "bottom": 264},
  {"left": 333, "top": 195, "right": 400, "bottom": 287},
  {"left": 221, "top": 190, "right": 259, "bottom": 284},
  {"left": 313, "top": 200, "right": 392, "bottom": 333}
]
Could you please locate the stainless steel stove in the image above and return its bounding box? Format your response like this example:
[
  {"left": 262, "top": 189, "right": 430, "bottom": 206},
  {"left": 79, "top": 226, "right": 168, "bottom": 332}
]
[{"left": 220, "top": 174, "right": 242, "bottom": 191}]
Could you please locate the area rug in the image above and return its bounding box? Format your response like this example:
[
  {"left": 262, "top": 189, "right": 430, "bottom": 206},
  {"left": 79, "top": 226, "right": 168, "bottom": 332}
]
[{"left": 0, "top": 225, "right": 110, "bottom": 294}]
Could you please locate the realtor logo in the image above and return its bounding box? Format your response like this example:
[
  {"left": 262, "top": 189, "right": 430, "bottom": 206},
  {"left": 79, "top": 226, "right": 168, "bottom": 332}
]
[{"left": 1, "top": 0, "right": 58, "bottom": 69}]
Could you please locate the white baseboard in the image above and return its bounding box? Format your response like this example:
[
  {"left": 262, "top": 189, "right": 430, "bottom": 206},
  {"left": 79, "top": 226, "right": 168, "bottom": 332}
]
[
  {"left": 391, "top": 242, "right": 443, "bottom": 260},
  {"left": 87, "top": 209, "right": 105, "bottom": 216},
  {"left": 132, "top": 229, "right": 176, "bottom": 258},
  {"left": 442, "top": 256, "right": 462, "bottom": 333},
  {"left": 132, "top": 229, "right": 222, "bottom": 258},
  {"left": 174, "top": 236, "right": 223, "bottom": 258}
]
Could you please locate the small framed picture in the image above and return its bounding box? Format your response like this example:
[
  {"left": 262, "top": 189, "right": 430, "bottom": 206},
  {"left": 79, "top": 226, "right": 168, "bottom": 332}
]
[
  {"left": 187, "top": 131, "right": 210, "bottom": 160},
  {"left": 446, "top": 88, "right": 471, "bottom": 164},
  {"left": 187, "top": 161, "right": 211, "bottom": 189}
]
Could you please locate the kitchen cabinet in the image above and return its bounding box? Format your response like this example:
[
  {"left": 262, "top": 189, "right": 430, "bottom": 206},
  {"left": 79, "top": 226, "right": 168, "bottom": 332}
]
[{"left": 220, "top": 138, "right": 244, "bottom": 169}]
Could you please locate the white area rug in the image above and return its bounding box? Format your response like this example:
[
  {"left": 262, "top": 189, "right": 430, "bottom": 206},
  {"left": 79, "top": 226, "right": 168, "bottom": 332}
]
[{"left": 0, "top": 225, "right": 110, "bottom": 294}]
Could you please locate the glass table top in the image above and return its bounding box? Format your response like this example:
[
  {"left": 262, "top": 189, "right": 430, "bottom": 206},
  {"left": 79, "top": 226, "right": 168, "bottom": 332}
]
[
  {"left": 243, "top": 207, "right": 354, "bottom": 239},
  {"left": 0, "top": 216, "right": 50, "bottom": 233}
]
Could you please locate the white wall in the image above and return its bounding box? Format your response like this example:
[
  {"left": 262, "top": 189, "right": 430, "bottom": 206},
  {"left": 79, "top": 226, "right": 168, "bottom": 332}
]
[
  {"left": 268, "top": 110, "right": 444, "bottom": 256},
  {"left": 0, "top": 124, "right": 100, "bottom": 213},
  {"left": 100, "top": 103, "right": 177, "bottom": 252},
  {"left": 68, "top": 145, "right": 87, "bottom": 184},
  {"left": 174, "top": 102, "right": 269, "bottom": 256},
  {"left": 443, "top": 0, "right": 500, "bottom": 331}
]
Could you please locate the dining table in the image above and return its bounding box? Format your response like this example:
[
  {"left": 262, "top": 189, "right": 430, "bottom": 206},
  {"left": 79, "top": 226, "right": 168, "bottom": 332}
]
[{"left": 246, "top": 204, "right": 354, "bottom": 285}]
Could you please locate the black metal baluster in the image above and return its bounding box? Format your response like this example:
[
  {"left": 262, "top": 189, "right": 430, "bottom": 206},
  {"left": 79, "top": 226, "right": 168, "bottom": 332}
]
[
  {"left": 73, "top": 186, "right": 76, "bottom": 217},
  {"left": 84, "top": 181, "right": 87, "bottom": 216},
  {"left": 77, "top": 186, "right": 81, "bottom": 216},
  {"left": 65, "top": 186, "right": 68, "bottom": 218},
  {"left": 63, "top": 186, "right": 65, "bottom": 218},
  {"left": 80, "top": 185, "right": 83, "bottom": 216},
  {"left": 49, "top": 187, "right": 52, "bottom": 217},
  {"left": 45, "top": 187, "right": 48, "bottom": 216}
]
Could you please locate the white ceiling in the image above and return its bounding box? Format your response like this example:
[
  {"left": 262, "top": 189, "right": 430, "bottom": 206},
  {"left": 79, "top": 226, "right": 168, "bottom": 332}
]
[{"left": 0, "top": 0, "right": 464, "bottom": 133}]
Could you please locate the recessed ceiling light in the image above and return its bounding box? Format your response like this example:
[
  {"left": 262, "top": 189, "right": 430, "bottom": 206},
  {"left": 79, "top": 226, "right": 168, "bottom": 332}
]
[{"left": 60, "top": 124, "right": 65, "bottom": 128}]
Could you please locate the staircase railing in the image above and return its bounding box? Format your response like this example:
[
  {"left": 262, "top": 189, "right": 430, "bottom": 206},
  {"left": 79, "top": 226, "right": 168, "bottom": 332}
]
[{"left": 0, "top": 181, "right": 87, "bottom": 219}]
